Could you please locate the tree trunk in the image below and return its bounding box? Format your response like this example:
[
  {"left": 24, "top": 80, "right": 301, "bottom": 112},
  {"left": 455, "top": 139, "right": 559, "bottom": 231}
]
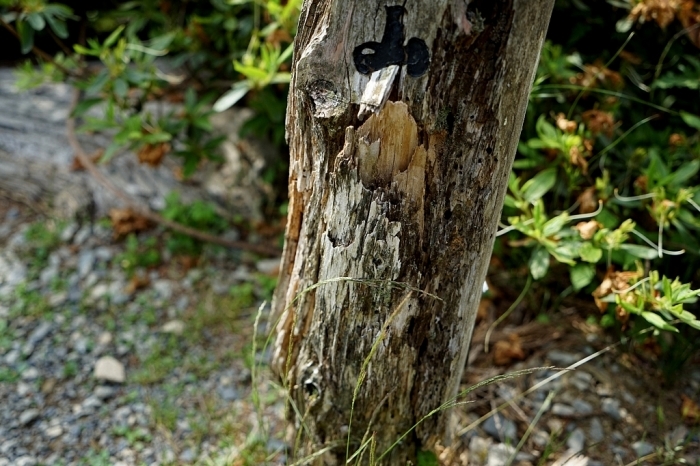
[{"left": 271, "top": 0, "right": 554, "bottom": 463}]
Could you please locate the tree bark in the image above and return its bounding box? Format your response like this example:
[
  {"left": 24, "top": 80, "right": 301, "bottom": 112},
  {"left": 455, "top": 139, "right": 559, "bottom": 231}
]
[{"left": 271, "top": 0, "right": 554, "bottom": 463}]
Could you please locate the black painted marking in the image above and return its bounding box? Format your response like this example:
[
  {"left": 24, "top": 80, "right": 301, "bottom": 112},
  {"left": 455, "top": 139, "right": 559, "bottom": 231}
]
[{"left": 353, "top": 5, "right": 430, "bottom": 78}]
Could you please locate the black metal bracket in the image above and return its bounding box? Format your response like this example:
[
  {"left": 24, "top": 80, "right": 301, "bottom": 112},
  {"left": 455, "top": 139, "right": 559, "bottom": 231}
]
[{"left": 353, "top": 5, "right": 430, "bottom": 78}]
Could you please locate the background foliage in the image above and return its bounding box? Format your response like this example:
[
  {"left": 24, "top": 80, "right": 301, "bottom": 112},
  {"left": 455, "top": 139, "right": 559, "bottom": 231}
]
[{"left": 2, "top": 0, "right": 700, "bottom": 365}]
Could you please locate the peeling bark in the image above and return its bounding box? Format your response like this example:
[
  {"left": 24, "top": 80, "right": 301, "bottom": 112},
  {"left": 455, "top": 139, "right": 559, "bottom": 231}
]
[{"left": 271, "top": 0, "right": 554, "bottom": 463}]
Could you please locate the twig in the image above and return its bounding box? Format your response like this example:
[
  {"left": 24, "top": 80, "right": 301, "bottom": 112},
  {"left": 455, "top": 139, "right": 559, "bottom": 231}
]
[
  {"left": 484, "top": 274, "right": 532, "bottom": 353},
  {"left": 66, "top": 89, "right": 281, "bottom": 257},
  {"left": 0, "top": 17, "right": 77, "bottom": 78}
]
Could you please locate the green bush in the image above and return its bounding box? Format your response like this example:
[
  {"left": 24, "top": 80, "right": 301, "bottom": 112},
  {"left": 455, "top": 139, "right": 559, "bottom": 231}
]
[
  {"left": 4, "top": 0, "right": 700, "bottom": 345},
  {"left": 501, "top": 0, "right": 700, "bottom": 338},
  {"left": 3, "top": 0, "right": 298, "bottom": 176}
]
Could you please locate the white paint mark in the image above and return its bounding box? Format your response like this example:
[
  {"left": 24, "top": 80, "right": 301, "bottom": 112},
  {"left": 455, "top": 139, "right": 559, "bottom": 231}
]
[{"left": 358, "top": 65, "right": 400, "bottom": 119}]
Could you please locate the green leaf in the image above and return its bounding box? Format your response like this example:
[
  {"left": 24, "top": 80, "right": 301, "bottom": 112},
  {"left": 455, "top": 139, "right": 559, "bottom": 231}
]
[
  {"left": 16, "top": 20, "right": 34, "bottom": 54},
  {"left": 26, "top": 13, "right": 45, "bottom": 31},
  {"left": 570, "top": 263, "right": 595, "bottom": 291},
  {"left": 213, "top": 81, "right": 251, "bottom": 112},
  {"left": 512, "top": 158, "right": 543, "bottom": 169},
  {"left": 619, "top": 243, "right": 659, "bottom": 260},
  {"left": 417, "top": 450, "right": 439, "bottom": 466},
  {"left": 269, "top": 72, "right": 292, "bottom": 84},
  {"left": 74, "top": 44, "right": 99, "bottom": 56},
  {"left": 640, "top": 312, "right": 678, "bottom": 333},
  {"left": 104, "top": 25, "right": 126, "bottom": 48},
  {"left": 113, "top": 78, "right": 129, "bottom": 98},
  {"left": 579, "top": 242, "right": 603, "bottom": 263},
  {"left": 680, "top": 111, "right": 700, "bottom": 130},
  {"left": 543, "top": 213, "right": 569, "bottom": 237},
  {"left": 683, "top": 319, "right": 700, "bottom": 331},
  {"left": 100, "top": 142, "right": 123, "bottom": 164},
  {"left": 45, "top": 14, "right": 68, "bottom": 38},
  {"left": 529, "top": 246, "right": 550, "bottom": 280},
  {"left": 192, "top": 117, "right": 213, "bottom": 131},
  {"left": 662, "top": 276, "right": 672, "bottom": 299},
  {"left": 616, "top": 17, "right": 634, "bottom": 33},
  {"left": 71, "top": 97, "right": 103, "bottom": 117},
  {"left": 522, "top": 168, "right": 557, "bottom": 203},
  {"left": 142, "top": 132, "right": 172, "bottom": 144},
  {"left": 549, "top": 241, "right": 578, "bottom": 265},
  {"left": 664, "top": 160, "right": 699, "bottom": 187},
  {"left": 618, "top": 300, "right": 642, "bottom": 315},
  {"left": 233, "top": 61, "right": 269, "bottom": 81},
  {"left": 276, "top": 43, "right": 294, "bottom": 65},
  {"left": 536, "top": 115, "right": 558, "bottom": 140}
]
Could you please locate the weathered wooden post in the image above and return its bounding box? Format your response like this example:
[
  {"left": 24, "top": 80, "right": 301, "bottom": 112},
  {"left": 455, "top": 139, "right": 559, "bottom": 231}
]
[{"left": 271, "top": 0, "right": 555, "bottom": 463}]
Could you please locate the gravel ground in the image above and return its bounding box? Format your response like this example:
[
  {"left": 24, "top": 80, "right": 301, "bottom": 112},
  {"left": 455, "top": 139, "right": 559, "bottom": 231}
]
[
  {"left": 1, "top": 197, "right": 699, "bottom": 466},
  {"left": 0, "top": 200, "right": 286, "bottom": 466}
]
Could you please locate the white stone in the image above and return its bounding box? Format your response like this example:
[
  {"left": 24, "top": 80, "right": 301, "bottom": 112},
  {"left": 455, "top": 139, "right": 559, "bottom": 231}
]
[
  {"left": 45, "top": 425, "right": 63, "bottom": 439},
  {"left": 94, "top": 356, "right": 125, "bottom": 383},
  {"left": 487, "top": 443, "right": 515, "bottom": 466},
  {"left": 160, "top": 320, "right": 185, "bottom": 335},
  {"left": 21, "top": 367, "right": 40, "bottom": 380},
  {"left": 97, "top": 331, "right": 113, "bottom": 346}
]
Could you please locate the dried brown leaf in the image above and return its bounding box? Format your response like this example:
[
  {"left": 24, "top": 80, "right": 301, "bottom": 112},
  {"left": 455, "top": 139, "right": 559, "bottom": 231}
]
[
  {"left": 137, "top": 142, "right": 171, "bottom": 167},
  {"left": 493, "top": 334, "right": 526, "bottom": 366},
  {"left": 109, "top": 208, "right": 153, "bottom": 237}
]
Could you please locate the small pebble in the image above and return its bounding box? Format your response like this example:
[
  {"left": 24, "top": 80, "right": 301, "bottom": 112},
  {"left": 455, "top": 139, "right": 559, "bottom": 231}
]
[
  {"left": 601, "top": 398, "right": 622, "bottom": 420},
  {"left": 483, "top": 414, "right": 517, "bottom": 442},
  {"left": 21, "top": 367, "right": 39, "bottom": 380},
  {"left": 632, "top": 440, "right": 654, "bottom": 457},
  {"left": 567, "top": 427, "right": 586, "bottom": 453},
  {"left": 552, "top": 403, "right": 576, "bottom": 417},
  {"left": 19, "top": 409, "right": 40, "bottom": 426},
  {"left": 571, "top": 399, "right": 593, "bottom": 415},
  {"left": 487, "top": 443, "right": 515, "bottom": 466},
  {"left": 94, "top": 356, "right": 125, "bottom": 383},
  {"left": 589, "top": 417, "right": 604, "bottom": 443}
]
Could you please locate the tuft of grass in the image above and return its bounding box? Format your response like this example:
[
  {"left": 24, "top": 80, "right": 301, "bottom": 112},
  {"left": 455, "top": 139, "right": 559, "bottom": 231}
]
[
  {"left": 185, "top": 286, "right": 254, "bottom": 344},
  {"left": 77, "top": 449, "right": 111, "bottom": 466},
  {"left": 62, "top": 360, "right": 79, "bottom": 379},
  {"left": 10, "top": 283, "right": 51, "bottom": 319},
  {"left": 112, "top": 425, "right": 152, "bottom": 449},
  {"left": 131, "top": 335, "right": 180, "bottom": 384},
  {"left": 23, "top": 220, "right": 65, "bottom": 271},
  {"left": 148, "top": 395, "right": 180, "bottom": 432},
  {"left": 0, "top": 318, "right": 13, "bottom": 352},
  {"left": 0, "top": 366, "right": 20, "bottom": 383}
]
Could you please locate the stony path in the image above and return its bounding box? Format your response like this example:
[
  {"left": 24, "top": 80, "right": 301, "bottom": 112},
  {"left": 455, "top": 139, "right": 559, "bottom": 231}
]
[
  {"left": 1, "top": 195, "right": 700, "bottom": 466},
  {"left": 0, "top": 200, "right": 286, "bottom": 466}
]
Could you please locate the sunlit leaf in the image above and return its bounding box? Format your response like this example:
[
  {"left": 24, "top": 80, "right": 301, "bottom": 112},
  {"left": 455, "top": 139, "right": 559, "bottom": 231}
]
[
  {"left": 640, "top": 312, "right": 678, "bottom": 333},
  {"left": 16, "top": 20, "right": 34, "bottom": 54},
  {"left": 579, "top": 242, "right": 603, "bottom": 263},
  {"left": 570, "top": 263, "right": 595, "bottom": 290},
  {"left": 619, "top": 244, "right": 658, "bottom": 260},
  {"left": 213, "top": 81, "right": 251, "bottom": 112},
  {"left": 529, "top": 246, "right": 550, "bottom": 280},
  {"left": 522, "top": 168, "right": 557, "bottom": 203},
  {"left": 680, "top": 111, "right": 700, "bottom": 130}
]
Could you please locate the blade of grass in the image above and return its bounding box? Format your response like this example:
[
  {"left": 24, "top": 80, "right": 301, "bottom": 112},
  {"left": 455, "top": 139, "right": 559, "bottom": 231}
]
[
  {"left": 457, "top": 342, "right": 617, "bottom": 437},
  {"left": 485, "top": 274, "right": 532, "bottom": 353},
  {"left": 376, "top": 367, "right": 550, "bottom": 463},
  {"left": 505, "top": 390, "right": 557, "bottom": 466}
]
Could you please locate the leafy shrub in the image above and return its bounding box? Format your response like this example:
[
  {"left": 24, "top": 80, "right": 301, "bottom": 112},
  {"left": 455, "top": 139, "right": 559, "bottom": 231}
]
[
  {"left": 4, "top": 0, "right": 700, "bottom": 344},
  {"left": 2, "top": 0, "right": 299, "bottom": 177},
  {"left": 500, "top": 0, "right": 700, "bottom": 337},
  {"left": 161, "top": 192, "right": 227, "bottom": 255}
]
